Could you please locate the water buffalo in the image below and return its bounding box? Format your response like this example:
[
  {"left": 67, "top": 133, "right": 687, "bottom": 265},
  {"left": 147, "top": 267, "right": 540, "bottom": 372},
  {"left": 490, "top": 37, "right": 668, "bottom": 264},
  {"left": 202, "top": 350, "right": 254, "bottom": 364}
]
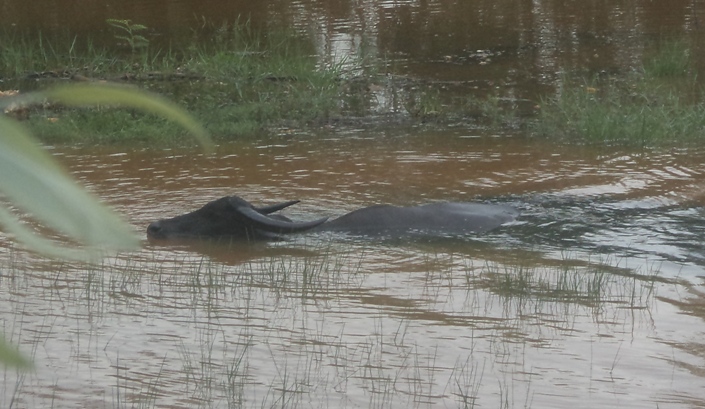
[{"left": 146, "top": 195, "right": 518, "bottom": 241}]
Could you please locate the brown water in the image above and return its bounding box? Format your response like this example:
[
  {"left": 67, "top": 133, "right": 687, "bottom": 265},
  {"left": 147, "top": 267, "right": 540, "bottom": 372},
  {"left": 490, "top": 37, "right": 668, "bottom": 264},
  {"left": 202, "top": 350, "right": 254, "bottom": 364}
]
[
  {"left": 3, "top": 1, "right": 705, "bottom": 408},
  {"left": 2, "top": 131, "right": 705, "bottom": 408}
]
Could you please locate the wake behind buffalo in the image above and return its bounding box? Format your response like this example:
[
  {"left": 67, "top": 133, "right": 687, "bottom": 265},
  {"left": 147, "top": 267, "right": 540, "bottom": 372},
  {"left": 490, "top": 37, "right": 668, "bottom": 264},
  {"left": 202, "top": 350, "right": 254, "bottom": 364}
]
[{"left": 147, "top": 195, "right": 519, "bottom": 241}]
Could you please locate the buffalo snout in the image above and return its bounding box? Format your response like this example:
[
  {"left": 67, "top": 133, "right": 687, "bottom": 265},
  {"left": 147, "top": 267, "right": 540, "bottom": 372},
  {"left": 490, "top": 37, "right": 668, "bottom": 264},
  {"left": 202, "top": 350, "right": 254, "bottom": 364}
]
[{"left": 147, "top": 221, "right": 164, "bottom": 239}]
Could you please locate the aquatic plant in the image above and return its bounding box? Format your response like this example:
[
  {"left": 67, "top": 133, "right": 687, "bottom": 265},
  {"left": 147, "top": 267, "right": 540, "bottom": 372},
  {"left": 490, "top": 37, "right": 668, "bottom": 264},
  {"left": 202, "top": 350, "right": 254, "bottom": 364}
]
[
  {"left": 106, "top": 18, "right": 150, "bottom": 53},
  {"left": 465, "top": 91, "right": 522, "bottom": 130},
  {"left": 1, "top": 240, "right": 669, "bottom": 408},
  {"left": 475, "top": 254, "right": 658, "bottom": 316}
]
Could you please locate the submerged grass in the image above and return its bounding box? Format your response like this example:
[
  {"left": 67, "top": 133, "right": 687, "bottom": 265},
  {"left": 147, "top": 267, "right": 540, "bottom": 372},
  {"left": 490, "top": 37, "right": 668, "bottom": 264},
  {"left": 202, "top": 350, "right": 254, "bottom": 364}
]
[
  {"left": 473, "top": 253, "right": 658, "bottom": 318},
  {"left": 0, "top": 241, "right": 674, "bottom": 408}
]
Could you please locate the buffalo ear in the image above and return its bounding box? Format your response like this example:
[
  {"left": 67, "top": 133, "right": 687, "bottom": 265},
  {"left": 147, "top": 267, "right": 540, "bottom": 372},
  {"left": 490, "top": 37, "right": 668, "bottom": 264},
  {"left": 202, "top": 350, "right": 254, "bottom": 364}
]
[{"left": 227, "top": 196, "right": 327, "bottom": 233}]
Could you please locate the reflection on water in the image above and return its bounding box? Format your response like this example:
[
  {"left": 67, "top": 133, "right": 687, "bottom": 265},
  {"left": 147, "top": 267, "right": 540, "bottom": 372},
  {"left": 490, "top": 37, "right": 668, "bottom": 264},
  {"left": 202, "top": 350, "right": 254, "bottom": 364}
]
[
  {"left": 2, "top": 131, "right": 705, "bottom": 408},
  {"left": 3, "top": 0, "right": 705, "bottom": 100}
]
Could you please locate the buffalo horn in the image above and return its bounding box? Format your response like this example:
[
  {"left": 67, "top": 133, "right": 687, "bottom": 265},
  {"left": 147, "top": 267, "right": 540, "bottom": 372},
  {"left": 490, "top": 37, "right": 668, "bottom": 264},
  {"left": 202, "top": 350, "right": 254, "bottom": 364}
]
[
  {"left": 256, "top": 200, "right": 300, "bottom": 214},
  {"left": 236, "top": 205, "right": 328, "bottom": 233}
]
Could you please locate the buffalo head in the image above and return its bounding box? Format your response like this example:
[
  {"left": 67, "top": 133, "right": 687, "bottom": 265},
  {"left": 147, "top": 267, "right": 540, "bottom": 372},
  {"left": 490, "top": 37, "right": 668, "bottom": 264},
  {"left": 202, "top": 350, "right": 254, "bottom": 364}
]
[{"left": 147, "top": 196, "right": 328, "bottom": 241}]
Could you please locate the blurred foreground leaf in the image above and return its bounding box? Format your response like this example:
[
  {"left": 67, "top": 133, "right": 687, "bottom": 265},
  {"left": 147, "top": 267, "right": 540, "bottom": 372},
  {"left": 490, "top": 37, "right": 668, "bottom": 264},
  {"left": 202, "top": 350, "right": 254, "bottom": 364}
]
[
  {"left": 0, "top": 114, "right": 140, "bottom": 259},
  {"left": 0, "top": 83, "right": 211, "bottom": 366},
  {"left": 0, "top": 335, "right": 31, "bottom": 369},
  {"left": 0, "top": 83, "right": 211, "bottom": 261},
  {"left": 44, "top": 84, "right": 212, "bottom": 152}
]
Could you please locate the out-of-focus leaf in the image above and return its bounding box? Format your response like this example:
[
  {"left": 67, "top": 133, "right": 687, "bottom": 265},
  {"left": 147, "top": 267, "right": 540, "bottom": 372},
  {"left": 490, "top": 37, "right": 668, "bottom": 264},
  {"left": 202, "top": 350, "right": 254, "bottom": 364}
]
[
  {"left": 0, "top": 205, "right": 100, "bottom": 260},
  {"left": 0, "top": 116, "right": 139, "bottom": 259},
  {"left": 44, "top": 83, "right": 213, "bottom": 152},
  {"left": 0, "top": 334, "right": 31, "bottom": 368},
  {"left": 0, "top": 83, "right": 213, "bottom": 261},
  {"left": 0, "top": 83, "right": 213, "bottom": 368}
]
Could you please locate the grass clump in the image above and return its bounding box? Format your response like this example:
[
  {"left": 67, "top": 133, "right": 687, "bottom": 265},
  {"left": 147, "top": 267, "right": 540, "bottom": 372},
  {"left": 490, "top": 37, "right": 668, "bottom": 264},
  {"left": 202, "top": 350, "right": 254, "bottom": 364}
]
[
  {"left": 0, "top": 21, "right": 354, "bottom": 144},
  {"left": 533, "top": 39, "right": 705, "bottom": 147},
  {"left": 533, "top": 77, "right": 705, "bottom": 146},
  {"left": 642, "top": 38, "right": 692, "bottom": 78}
]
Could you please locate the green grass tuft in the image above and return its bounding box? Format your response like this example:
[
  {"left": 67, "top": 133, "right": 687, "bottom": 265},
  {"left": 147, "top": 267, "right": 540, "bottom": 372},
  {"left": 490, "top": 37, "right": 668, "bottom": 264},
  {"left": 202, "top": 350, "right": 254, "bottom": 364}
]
[
  {"left": 533, "top": 76, "right": 705, "bottom": 146},
  {"left": 643, "top": 38, "right": 692, "bottom": 78},
  {"left": 531, "top": 38, "right": 704, "bottom": 147}
]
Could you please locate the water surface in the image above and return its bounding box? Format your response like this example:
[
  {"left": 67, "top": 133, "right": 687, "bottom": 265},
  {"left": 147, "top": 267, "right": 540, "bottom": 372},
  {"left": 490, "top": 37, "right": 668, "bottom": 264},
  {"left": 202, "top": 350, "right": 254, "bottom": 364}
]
[
  {"left": 3, "top": 1, "right": 705, "bottom": 407},
  {"left": 2, "top": 131, "right": 705, "bottom": 408}
]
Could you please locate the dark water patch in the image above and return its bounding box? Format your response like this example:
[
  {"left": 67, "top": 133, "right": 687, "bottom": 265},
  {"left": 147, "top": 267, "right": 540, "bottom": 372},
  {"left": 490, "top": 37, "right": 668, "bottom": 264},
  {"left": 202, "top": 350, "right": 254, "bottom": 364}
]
[{"left": 4, "top": 0, "right": 705, "bottom": 100}]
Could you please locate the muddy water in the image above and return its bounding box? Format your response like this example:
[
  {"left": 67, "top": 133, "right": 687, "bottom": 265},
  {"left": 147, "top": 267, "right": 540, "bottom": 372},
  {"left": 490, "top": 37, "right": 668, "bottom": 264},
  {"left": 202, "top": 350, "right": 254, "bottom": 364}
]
[
  {"left": 3, "top": 1, "right": 705, "bottom": 407},
  {"left": 2, "top": 131, "right": 705, "bottom": 408}
]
